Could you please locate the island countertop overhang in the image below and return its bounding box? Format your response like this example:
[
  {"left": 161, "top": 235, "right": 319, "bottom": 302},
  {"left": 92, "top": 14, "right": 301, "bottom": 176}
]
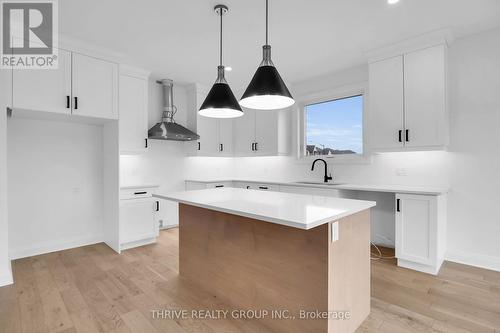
[{"left": 154, "top": 188, "right": 376, "bottom": 230}]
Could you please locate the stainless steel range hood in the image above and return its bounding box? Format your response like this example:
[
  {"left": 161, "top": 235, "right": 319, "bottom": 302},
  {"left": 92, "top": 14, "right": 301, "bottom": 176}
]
[{"left": 148, "top": 79, "right": 200, "bottom": 141}]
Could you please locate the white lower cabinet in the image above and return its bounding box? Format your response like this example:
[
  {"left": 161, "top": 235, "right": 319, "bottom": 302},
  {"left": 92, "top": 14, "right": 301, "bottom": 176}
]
[
  {"left": 119, "top": 187, "right": 158, "bottom": 250},
  {"left": 185, "top": 181, "right": 233, "bottom": 190},
  {"left": 395, "top": 193, "right": 446, "bottom": 275},
  {"left": 233, "top": 182, "right": 280, "bottom": 192}
]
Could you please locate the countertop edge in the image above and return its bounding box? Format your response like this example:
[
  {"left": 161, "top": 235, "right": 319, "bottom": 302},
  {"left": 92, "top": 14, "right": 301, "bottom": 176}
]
[{"left": 153, "top": 192, "right": 376, "bottom": 230}]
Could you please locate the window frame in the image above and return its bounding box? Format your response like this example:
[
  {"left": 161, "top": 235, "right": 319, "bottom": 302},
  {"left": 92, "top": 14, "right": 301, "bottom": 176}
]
[{"left": 297, "top": 83, "right": 371, "bottom": 164}]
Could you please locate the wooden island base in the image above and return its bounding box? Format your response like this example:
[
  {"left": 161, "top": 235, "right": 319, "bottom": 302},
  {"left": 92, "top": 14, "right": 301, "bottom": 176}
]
[{"left": 178, "top": 203, "right": 371, "bottom": 333}]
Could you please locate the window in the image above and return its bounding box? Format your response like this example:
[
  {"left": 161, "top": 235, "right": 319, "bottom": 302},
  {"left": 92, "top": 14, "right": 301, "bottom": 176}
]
[{"left": 304, "top": 94, "right": 364, "bottom": 157}]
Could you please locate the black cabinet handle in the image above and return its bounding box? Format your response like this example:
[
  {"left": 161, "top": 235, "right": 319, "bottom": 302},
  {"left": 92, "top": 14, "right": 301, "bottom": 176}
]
[
  {"left": 74, "top": 96, "right": 78, "bottom": 110},
  {"left": 254, "top": 142, "right": 258, "bottom": 151},
  {"left": 198, "top": 142, "right": 201, "bottom": 151},
  {"left": 398, "top": 130, "right": 402, "bottom": 143},
  {"left": 66, "top": 96, "right": 70, "bottom": 109},
  {"left": 246, "top": 186, "right": 250, "bottom": 189},
  {"left": 145, "top": 138, "right": 148, "bottom": 148},
  {"left": 259, "top": 186, "right": 268, "bottom": 190},
  {"left": 134, "top": 191, "right": 147, "bottom": 195},
  {"left": 215, "top": 185, "right": 224, "bottom": 188},
  {"left": 220, "top": 143, "right": 223, "bottom": 152},
  {"left": 396, "top": 199, "right": 401, "bottom": 212},
  {"left": 405, "top": 129, "right": 409, "bottom": 142},
  {"left": 156, "top": 201, "right": 160, "bottom": 212},
  {"left": 251, "top": 143, "right": 255, "bottom": 151}
]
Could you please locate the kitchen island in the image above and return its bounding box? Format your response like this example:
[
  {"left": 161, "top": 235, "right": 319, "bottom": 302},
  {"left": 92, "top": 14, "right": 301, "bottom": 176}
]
[{"left": 154, "top": 188, "right": 376, "bottom": 333}]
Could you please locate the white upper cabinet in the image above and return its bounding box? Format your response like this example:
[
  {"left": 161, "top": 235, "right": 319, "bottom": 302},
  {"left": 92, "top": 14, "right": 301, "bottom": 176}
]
[
  {"left": 72, "top": 53, "right": 118, "bottom": 120},
  {"left": 186, "top": 84, "right": 231, "bottom": 156},
  {"left": 233, "top": 108, "right": 290, "bottom": 156},
  {"left": 368, "top": 56, "right": 405, "bottom": 150},
  {"left": 11, "top": 47, "right": 118, "bottom": 121},
  {"left": 218, "top": 119, "right": 233, "bottom": 156},
  {"left": 12, "top": 48, "right": 72, "bottom": 115},
  {"left": 368, "top": 43, "right": 448, "bottom": 151},
  {"left": 119, "top": 66, "right": 150, "bottom": 154},
  {"left": 404, "top": 45, "right": 447, "bottom": 149},
  {"left": 233, "top": 108, "right": 256, "bottom": 155}
]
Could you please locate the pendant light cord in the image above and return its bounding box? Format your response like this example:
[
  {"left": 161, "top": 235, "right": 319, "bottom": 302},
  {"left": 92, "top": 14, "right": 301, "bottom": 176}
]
[
  {"left": 219, "top": 9, "right": 223, "bottom": 66},
  {"left": 265, "top": 0, "right": 269, "bottom": 45}
]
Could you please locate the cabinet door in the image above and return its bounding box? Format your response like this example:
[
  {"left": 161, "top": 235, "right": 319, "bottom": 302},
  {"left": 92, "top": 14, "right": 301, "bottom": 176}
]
[
  {"left": 404, "top": 45, "right": 446, "bottom": 148},
  {"left": 395, "top": 194, "right": 437, "bottom": 265},
  {"left": 218, "top": 119, "right": 233, "bottom": 156},
  {"left": 194, "top": 91, "right": 219, "bottom": 155},
  {"left": 12, "top": 48, "right": 71, "bottom": 114},
  {"left": 255, "top": 110, "right": 278, "bottom": 155},
  {"left": 197, "top": 114, "right": 219, "bottom": 155},
  {"left": 368, "top": 56, "right": 404, "bottom": 150},
  {"left": 119, "top": 74, "right": 148, "bottom": 153},
  {"left": 233, "top": 108, "right": 256, "bottom": 155},
  {"left": 120, "top": 198, "right": 155, "bottom": 244},
  {"left": 72, "top": 53, "right": 118, "bottom": 119}
]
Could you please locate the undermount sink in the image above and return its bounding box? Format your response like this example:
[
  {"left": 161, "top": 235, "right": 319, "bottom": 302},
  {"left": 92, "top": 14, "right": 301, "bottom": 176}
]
[{"left": 293, "top": 181, "right": 345, "bottom": 186}]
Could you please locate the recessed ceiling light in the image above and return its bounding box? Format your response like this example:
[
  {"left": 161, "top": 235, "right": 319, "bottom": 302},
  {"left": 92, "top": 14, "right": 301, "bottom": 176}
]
[
  {"left": 388, "top": 0, "right": 400, "bottom": 4},
  {"left": 225, "top": 66, "right": 232, "bottom": 71}
]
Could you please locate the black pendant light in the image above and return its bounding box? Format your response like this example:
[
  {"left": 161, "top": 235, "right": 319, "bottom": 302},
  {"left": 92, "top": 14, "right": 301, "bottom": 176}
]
[
  {"left": 199, "top": 5, "right": 243, "bottom": 118},
  {"left": 240, "top": 0, "right": 294, "bottom": 110}
]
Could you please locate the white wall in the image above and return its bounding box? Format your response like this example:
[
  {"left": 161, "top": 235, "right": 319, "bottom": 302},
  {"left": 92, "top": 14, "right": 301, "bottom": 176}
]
[
  {"left": 0, "top": 69, "right": 12, "bottom": 286},
  {"left": 7, "top": 118, "right": 105, "bottom": 259}
]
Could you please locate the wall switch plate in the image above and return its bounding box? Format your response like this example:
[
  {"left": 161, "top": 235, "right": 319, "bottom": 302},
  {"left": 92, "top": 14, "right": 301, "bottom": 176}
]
[{"left": 331, "top": 222, "right": 339, "bottom": 242}]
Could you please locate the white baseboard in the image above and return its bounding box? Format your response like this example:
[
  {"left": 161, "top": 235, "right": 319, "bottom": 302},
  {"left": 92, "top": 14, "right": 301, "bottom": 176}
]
[
  {"left": 446, "top": 250, "right": 500, "bottom": 272},
  {"left": 120, "top": 237, "right": 156, "bottom": 251},
  {"left": 9, "top": 234, "right": 104, "bottom": 260},
  {"left": 0, "top": 263, "right": 13, "bottom": 287},
  {"left": 397, "top": 258, "right": 443, "bottom": 275}
]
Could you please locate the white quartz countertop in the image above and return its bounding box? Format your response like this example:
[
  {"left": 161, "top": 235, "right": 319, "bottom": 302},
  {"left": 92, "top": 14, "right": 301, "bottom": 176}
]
[
  {"left": 154, "top": 188, "right": 375, "bottom": 230},
  {"left": 185, "top": 179, "right": 448, "bottom": 195}
]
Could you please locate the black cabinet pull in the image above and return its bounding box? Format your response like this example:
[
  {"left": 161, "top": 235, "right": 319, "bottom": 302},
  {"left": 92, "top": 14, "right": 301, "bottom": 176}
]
[
  {"left": 396, "top": 199, "right": 401, "bottom": 212},
  {"left": 220, "top": 143, "right": 223, "bottom": 152},
  {"left": 134, "top": 191, "right": 147, "bottom": 195},
  {"left": 398, "top": 130, "right": 402, "bottom": 143},
  {"left": 405, "top": 129, "right": 409, "bottom": 142},
  {"left": 246, "top": 186, "right": 250, "bottom": 189},
  {"left": 254, "top": 142, "right": 258, "bottom": 151},
  {"left": 145, "top": 138, "right": 148, "bottom": 148},
  {"left": 156, "top": 201, "right": 160, "bottom": 212},
  {"left": 74, "top": 96, "right": 78, "bottom": 110},
  {"left": 215, "top": 185, "right": 224, "bottom": 188},
  {"left": 66, "top": 96, "right": 70, "bottom": 109},
  {"left": 198, "top": 142, "right": 201, "bottom": 151},
  {"left": 251, "top": 143, "right": 255, "bottom": 151},
  {"left": 259, "top": 186, "right": 268, "bottom": 190}
]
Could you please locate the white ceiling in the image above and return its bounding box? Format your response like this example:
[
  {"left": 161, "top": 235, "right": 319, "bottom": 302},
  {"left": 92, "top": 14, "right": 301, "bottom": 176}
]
[{"left": 60, "top": 0, "right": 500, "bottom": 88}]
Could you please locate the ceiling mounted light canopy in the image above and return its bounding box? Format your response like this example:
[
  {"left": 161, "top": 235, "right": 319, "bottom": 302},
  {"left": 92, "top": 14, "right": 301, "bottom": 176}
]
[
  {"left": 240, "top": 0, "right": 295, "bottom": 111},
  {"left": 199, "top": 4, "right": 243, "bottom": 119}
]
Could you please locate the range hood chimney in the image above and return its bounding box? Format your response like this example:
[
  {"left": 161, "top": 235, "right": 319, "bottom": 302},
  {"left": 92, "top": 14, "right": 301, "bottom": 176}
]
[{"left": 148, "top": 79, "right": 200, "bottom": 141}]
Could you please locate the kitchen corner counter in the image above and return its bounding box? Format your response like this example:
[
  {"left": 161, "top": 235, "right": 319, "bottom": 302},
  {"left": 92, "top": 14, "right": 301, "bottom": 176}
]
[{"left": 154, "top": 187, "right": 375, "bottom": 230}]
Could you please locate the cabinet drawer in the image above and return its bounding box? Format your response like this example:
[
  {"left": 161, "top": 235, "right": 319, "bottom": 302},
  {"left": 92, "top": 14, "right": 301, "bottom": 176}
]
[
  {"left": 206, "top": 182, "right": 233, "bottom": 189},
  {"left": 120, "top": 188, "right": 154, "bottom": 200}
]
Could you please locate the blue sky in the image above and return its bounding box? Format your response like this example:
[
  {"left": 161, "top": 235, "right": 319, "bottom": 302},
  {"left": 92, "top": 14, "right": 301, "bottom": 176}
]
[{"left": 306, "top": 95, "right": 363, "bottom": 154}]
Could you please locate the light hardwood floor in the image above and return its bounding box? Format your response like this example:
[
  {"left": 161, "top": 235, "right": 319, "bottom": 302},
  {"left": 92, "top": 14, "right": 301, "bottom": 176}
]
[{"left": 1, "top": 228, "right": 499, "bottom": 333}]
